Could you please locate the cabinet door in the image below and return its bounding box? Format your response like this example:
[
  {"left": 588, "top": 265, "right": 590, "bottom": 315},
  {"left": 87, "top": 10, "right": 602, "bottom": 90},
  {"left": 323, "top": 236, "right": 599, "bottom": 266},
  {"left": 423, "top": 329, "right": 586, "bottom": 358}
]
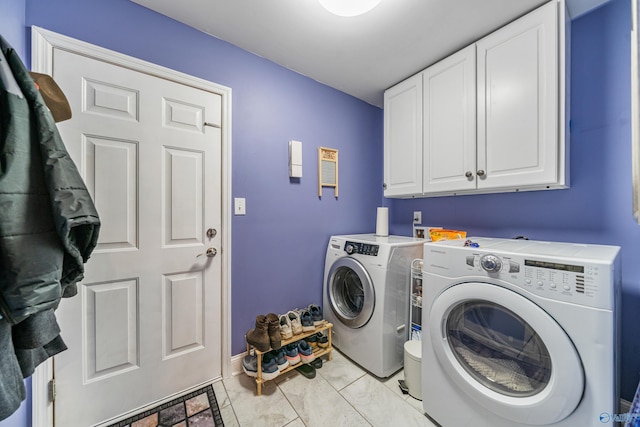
[
  {"left": 423, "top": 45, "right": 477, "bottom": 193},
  {"left": 476, "top": 1, "right": 558, "bottom": 190},
  {"left": 384, "top": 74, "right": 423, "bottom": 197}
]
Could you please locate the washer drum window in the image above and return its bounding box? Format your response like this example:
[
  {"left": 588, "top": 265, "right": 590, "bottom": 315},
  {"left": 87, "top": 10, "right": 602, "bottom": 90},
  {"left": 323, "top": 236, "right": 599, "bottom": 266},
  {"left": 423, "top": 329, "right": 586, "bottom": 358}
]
[{"left": 326, "top": 257, "right": 375, "bottom": 328}]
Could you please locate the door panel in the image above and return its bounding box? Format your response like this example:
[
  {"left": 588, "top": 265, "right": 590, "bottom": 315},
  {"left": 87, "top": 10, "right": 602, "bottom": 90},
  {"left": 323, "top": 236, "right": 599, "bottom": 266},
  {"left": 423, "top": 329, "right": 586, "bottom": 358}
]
[
  {"left": 164, "top": 148, "right": 203, "bottom": 245},
  {"left": 84, "top": 280, "right": 138, "bottom": 381},
  {"left": 84, "top": 136, "right": 138, "bottom": 250},
  {"left": 163, "top": 272, "right": 204, "bottom": 357},
  {"left": 51, "top": 47, "right": 222, "bottom": 427}
]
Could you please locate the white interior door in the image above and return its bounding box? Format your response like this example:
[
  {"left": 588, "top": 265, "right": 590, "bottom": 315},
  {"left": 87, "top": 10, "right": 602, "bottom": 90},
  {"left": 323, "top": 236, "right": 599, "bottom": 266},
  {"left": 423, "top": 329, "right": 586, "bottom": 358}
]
[{"left": 48, "top": 46, "right": 223, "bottom": 426}]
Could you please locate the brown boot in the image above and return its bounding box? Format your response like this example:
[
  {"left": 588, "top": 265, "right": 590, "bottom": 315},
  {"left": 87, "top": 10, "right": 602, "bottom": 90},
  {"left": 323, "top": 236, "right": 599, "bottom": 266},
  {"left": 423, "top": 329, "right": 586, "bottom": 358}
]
[
  {"left": 246, "top": 315, "right": 270, "bottom": 352},
  {"left": 266, "top": 313, "right": 282, "bottom": 350}
]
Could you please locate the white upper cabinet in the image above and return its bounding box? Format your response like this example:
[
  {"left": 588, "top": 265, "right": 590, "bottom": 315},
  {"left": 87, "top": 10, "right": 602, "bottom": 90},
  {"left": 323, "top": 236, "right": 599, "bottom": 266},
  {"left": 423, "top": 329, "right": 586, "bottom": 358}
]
[
  {"left": 383, "top": 73, "right": 423, "bottom": 197},
  {"left": 423, "top": 45, "right": 477, "bottom": 193},
  {"left": 477, "top": 1, "right": 559, "bottom": 190},
  {"left": 384, "top": 0, "right": 569, "bottom": 198}
]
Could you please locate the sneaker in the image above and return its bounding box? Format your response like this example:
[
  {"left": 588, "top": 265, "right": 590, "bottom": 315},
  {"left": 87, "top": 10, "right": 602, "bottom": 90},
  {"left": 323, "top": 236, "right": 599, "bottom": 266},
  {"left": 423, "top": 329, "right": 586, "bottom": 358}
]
[
  {"left": 298, "top": 340, "right": 316, "bottom": 364},
  {"left": 300, "top": 309, "right": 315, "bottom": 332},
  {"left": 261, "top": 352, "right": 280, "bottom": 381},
  {"left": 279, "top": 314, "right": 293, "bottom": 340},
  {"left": 305, "top": 333, "right": 318, "bottom": 349},
  {"left": 272, "top": 348, "right": 289, "bottom": 372},
  {"left": 285, "top": 342, "right": 301, "bottom": 365},
  {"left": 242, "top": 355, "right": 258, "bottom": 378},
  {"left": 308, "top": 304, "right": 323, "bottom": 326},
  {"left": 287, "top": 310, "right": 303, "bottom": 335},
  {"left": 316, "top": 332, "right": 329, "bottom": 349}
]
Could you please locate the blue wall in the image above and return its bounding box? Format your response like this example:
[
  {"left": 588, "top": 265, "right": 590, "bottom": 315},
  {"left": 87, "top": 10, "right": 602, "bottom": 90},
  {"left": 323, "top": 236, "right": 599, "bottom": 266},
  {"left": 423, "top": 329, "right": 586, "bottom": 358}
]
[
  {"left": 389, "top": 0, "right": 640, "bottom": 403},
  {"left": 23, "top": 0, "right": 384, "bottom": 354},
  {"left": 1, "top": 0, "right": 638, "bottom": 425},
  {"left": 0, "top": 0, "right": 27, "bottom": 59},
  {"left": 3, "top": 1, "right": 382, "bottom": 425}
]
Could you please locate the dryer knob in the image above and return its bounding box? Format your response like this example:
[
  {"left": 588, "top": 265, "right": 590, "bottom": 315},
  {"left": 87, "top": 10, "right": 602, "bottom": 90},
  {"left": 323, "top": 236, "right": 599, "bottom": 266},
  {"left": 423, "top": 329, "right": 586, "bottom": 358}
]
[
  {"left": 480, "top": 254, "right": 502, "bottom": 272},
  {"left": 345, "top": 244, "right": 356, "bottom": 255}
]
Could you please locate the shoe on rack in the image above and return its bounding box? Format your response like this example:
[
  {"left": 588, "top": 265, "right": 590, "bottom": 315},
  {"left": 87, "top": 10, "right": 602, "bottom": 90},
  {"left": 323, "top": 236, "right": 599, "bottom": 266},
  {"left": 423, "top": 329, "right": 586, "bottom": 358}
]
[
  {"left": 298, "top": 340, "right": 316, "bottom": 364},
  {"left": 305, "top": 333, "right": 318, "bottom": 350},
  {"left": 285, "top": 342, "right": 301, "bottom": 366},
  {"left": 287, "top": 310, "right": 303, "bottom": 335},
  {"left": 316, "top": 332, "right": 329, "bottom": 349},
  {"left": 266, "top": 312, "right": 282, "bottom": 350},
  {"left": 272, "top": 348, "right": 289, "bottom": 372},
  {"left": 242, "top": 355, "right": 258, "bottom": 378},
  {"left": 262, "top": 351, "right": 280, "bottom": 381},
  {"left": 246, "top": 315, "right": 270, "bottom": 352},
  {"left": 279, "top": 314, "right": 293, "bottom": 340},
  {"left": 300, "top": 309, "right": 315, "bottom": 332},
  {"left": 308, "top": 304, "right": 323, "bottom": 326}
]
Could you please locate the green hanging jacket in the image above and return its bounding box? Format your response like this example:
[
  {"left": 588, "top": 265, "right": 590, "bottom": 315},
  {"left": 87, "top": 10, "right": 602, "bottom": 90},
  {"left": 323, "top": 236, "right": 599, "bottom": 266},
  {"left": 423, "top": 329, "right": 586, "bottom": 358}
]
[{"left": 0, "top": 35, "right": 101, "bottom": 325}]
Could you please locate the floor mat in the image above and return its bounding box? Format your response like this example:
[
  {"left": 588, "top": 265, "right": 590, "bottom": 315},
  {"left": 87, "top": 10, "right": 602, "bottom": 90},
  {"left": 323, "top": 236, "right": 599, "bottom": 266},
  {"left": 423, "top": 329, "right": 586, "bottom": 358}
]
[{"left": 106, "top": 384, "right": 224, "bottom": 427}]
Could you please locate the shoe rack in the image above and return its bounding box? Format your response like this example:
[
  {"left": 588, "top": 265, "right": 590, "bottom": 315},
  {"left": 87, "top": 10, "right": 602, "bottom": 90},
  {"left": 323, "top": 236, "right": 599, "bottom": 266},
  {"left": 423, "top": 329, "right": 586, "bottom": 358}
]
[
  {"left": 246, "top": 321, "right": 333, "bottom": 395},
  {"left": 410, "top": 259, "right": 423, "bottom": 341}
]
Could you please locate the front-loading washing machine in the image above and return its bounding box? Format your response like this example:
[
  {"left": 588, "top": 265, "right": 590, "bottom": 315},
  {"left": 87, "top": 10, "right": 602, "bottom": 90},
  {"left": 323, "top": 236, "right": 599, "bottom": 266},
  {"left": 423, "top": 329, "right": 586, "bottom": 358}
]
[
  {"left": 421, "top": 237, "right": 621, "bottom": 427},
  {"left": 323, "top": 234, "right": 423, "bottom": 378}
]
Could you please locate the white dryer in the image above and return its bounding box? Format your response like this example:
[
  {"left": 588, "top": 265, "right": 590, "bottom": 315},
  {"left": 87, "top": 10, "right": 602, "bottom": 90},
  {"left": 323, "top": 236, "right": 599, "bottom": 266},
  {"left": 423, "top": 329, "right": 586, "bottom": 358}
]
[
  {"left": 323, "top": 234, "right": 423, "bottom": 377},
  {"left": 421, "top": 237, "right": 621, "bottom": 427}
]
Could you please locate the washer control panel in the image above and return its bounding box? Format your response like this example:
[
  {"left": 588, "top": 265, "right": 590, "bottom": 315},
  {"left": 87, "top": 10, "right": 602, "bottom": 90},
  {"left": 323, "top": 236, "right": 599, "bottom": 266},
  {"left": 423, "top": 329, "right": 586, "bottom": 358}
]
[{"left": 344, "top": 241, "right": 379, "bottom": 256}]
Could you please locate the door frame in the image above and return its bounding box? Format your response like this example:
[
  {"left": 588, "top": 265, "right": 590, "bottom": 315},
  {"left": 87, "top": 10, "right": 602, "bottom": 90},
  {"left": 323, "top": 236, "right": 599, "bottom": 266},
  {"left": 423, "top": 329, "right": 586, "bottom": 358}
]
[{"left": 30, "top": 26, "right": 233, "bottom": 427}]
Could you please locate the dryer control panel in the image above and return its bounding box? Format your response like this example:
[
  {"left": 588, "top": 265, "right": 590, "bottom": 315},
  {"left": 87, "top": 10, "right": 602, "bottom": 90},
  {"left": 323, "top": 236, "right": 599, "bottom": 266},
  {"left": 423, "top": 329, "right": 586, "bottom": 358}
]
[
  {"left": 466, "top": 253, "right": 591, "bottom": 296},
  {"left": 424, "top": 237, "right": 621, "bottom": 311},
  {"left": 344, "top": 241, "right": 379, "bottom": 256}
]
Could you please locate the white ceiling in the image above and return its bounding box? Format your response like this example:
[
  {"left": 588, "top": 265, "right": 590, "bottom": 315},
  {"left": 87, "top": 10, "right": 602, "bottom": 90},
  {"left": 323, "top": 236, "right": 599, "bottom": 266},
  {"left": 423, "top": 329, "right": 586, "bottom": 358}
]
[{"left": 130, "top": 0, "right": 608, "bottom": 107}]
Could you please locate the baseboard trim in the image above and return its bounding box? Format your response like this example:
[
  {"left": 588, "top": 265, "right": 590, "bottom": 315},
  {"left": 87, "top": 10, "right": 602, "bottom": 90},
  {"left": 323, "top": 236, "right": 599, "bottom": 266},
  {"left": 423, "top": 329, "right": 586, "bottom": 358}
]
[{"left": 231, "top": 352, "right": 244, "bottom": 376}]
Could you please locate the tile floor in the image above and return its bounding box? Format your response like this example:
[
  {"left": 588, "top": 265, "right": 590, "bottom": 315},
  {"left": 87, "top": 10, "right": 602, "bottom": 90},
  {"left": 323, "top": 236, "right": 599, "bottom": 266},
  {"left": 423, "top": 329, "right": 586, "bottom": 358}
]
[{"left": 212, "top": 350, "right": 439, "bottom": 427}]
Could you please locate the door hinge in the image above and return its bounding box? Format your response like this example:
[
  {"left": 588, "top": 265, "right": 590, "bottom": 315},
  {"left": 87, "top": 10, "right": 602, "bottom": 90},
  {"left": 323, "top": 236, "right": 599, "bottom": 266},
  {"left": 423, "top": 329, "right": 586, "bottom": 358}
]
[{"left": 48, "top": 379, "right": 56, "bottom": 402}]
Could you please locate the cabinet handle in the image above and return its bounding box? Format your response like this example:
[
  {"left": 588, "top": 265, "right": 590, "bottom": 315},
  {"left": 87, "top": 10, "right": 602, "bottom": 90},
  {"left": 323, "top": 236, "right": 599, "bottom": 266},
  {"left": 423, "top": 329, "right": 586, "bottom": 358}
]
[
  {"left": 465, "top": 171, "right": 473, "bottom": 179},
  {"left": 477, "top": 170, "right": 486, "bottom": 177}
]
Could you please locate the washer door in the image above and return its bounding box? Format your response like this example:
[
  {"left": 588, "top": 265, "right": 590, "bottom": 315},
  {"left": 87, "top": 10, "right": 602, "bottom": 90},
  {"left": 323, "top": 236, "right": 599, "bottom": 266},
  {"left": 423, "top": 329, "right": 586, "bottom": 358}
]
[
  {"left": 429, "top": 282, "right": 584, "bottom": 425},
  {"left": 327, "top": 257, "right": 375, "bottom": 328}
]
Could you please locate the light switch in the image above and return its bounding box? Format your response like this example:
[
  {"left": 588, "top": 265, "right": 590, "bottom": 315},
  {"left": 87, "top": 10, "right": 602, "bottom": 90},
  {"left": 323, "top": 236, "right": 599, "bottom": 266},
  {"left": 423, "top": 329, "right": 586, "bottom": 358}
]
[
  {"left": 289, "top": 140, "right": 302, "bottom": 178},
  {"left": 234, "top": 198, "right": 246, "bottom": 215}
]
